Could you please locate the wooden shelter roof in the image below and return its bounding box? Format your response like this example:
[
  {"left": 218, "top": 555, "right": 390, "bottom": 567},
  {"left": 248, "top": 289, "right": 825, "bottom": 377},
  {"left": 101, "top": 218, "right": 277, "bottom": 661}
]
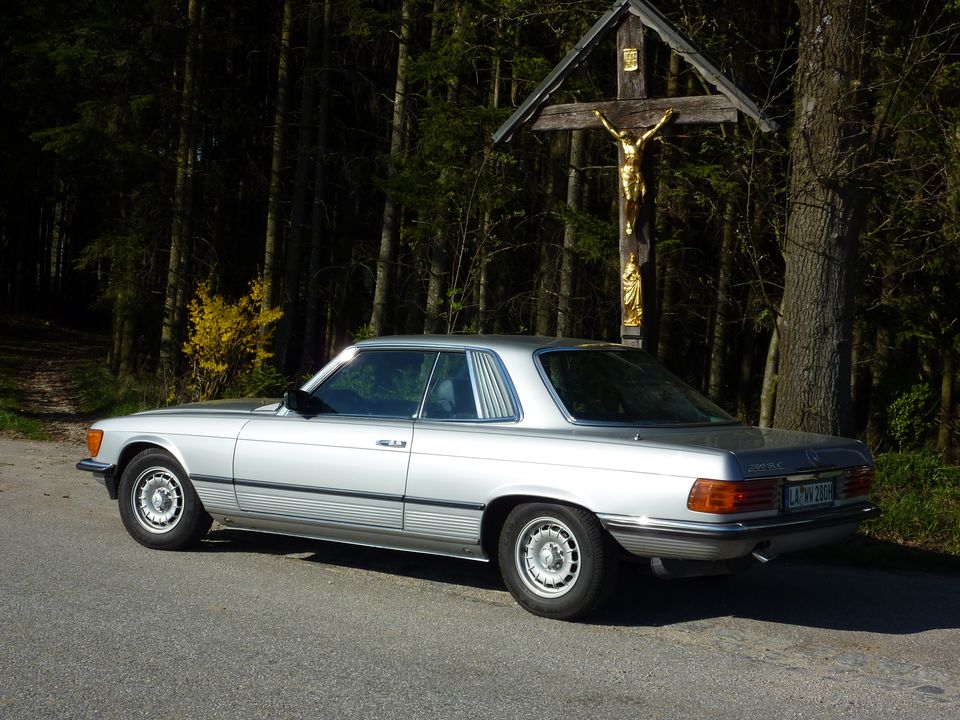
[{"left": 491, "top": 0, "right": 779, "bottom": 144}]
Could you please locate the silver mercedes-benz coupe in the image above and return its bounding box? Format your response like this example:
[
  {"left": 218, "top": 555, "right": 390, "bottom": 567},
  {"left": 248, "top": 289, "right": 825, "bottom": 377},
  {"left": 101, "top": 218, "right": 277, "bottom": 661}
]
[{"left": 78, "top": 335, "right": 877, "bottom": 619}]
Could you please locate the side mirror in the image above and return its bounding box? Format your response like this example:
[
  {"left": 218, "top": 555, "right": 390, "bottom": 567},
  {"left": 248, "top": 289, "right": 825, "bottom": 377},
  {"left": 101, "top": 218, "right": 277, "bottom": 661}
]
[{"left": 283, "top": 389, "right": 312, "bottom": 414}]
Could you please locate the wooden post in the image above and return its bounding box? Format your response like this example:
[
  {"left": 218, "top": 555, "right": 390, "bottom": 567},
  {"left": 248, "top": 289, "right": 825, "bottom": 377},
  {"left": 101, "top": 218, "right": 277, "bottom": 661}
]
[{"left": 617, "top": 15, "right": 653, "bottom": 351}]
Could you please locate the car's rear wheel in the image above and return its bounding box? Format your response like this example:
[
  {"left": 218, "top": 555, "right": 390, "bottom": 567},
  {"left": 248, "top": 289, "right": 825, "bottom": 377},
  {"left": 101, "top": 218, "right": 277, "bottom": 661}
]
[
  {"left": 498, "top": 503, "right": 617, "bottom": 620},
  {"left": 118, "top": 448, "right": 211, "bottom": 550}
]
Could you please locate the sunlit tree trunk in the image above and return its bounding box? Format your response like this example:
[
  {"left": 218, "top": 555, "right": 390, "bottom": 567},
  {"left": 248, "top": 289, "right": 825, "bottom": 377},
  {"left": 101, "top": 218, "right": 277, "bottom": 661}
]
[
  {"left": 775, "top": 0, "right": 867, "bottom": 436},
  {"left": 759, "top": 315, "right": 780, "bottom": 428}
]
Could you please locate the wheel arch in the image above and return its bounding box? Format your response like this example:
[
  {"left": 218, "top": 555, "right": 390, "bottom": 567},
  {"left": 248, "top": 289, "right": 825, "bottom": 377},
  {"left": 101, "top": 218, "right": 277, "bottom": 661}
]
[
  {"left": 480, "top": 493, "right": 598, "bottom": 561},
  {"left": 112, "top": 440, "right": 188, "bottom": 496}
]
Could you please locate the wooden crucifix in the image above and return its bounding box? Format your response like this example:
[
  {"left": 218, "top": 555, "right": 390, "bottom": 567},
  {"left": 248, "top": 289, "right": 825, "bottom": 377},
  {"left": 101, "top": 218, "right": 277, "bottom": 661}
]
[
  {"left": 493, "top": 0, "right": 777, "bottom": 351},
  {"left": 531, "top": 18, "right": 736, "bottom": 350}
]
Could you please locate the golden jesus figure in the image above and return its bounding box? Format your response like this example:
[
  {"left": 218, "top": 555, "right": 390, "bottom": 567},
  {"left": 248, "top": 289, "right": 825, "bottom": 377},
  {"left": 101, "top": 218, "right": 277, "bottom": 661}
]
[
  {"left": 622, "top": 252, "right": 643, "bottom": 326},
  {"left": 594, "top": 107, "right": 674, "bottom": 235}
]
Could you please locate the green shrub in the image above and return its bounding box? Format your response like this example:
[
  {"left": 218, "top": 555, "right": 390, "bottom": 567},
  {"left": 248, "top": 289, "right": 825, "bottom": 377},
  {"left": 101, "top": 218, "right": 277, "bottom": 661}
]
[
  {"left": 228, "top": 364, "right": 288, "bottom": 398},
  {"left": 75, "top": 361, "right": 164, "bottom": 417},
  {"left": 886, "top": 383, "right": 934, "bottom": 450}
]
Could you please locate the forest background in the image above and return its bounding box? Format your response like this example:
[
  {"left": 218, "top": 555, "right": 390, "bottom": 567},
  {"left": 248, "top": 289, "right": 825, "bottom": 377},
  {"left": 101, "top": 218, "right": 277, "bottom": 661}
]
[{"left": 1, "top": 0, "right": 959, "bottom": 463}]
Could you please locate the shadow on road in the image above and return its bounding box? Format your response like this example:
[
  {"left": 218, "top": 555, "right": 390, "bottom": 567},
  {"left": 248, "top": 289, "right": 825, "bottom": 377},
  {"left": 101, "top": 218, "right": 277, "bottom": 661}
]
[
  {"left": 597, "top": 558, "right": 960, "bottom": 634},
  {"left": 203, "top": 527, "right": 960, "bottom": 634},
  {"left": 203, "top": 527, "right": 504, "bottom": 590}
]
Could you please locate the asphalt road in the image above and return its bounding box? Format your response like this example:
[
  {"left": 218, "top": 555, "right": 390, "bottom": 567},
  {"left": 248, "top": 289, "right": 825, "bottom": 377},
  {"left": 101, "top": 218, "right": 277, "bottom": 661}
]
[{"left": 2, "top": 436, "right": 959, "bottom": 719}]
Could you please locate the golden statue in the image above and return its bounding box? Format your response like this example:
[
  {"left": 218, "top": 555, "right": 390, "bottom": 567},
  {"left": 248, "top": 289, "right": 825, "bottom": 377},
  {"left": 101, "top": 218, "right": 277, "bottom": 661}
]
[
  {"left": 622, "top": 252, "right": 643, "bottom": 326},
  {"left": 594, "top": 107, "right": 674, "bottom": 235}
]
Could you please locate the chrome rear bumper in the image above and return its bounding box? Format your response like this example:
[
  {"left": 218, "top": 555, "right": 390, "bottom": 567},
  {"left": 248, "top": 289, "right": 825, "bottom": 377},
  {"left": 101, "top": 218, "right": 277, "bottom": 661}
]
[{"left": 598, "top": 503, "right": 879, "bottom": 561}]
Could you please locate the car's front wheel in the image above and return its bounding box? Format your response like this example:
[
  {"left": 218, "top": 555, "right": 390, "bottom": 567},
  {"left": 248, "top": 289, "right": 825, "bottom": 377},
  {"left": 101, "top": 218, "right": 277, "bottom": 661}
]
[
  {"left": 118, "top": 448, "right": 211, "bottom": 550},
  {"left": 498, "top": 503, "right": 617, "bottom": 620}
]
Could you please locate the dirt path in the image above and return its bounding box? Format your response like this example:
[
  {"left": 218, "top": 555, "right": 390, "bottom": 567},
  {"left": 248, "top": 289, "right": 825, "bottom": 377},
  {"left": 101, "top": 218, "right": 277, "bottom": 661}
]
[{"left": 0, "top": 319, "right": 108, "bottom": 444}]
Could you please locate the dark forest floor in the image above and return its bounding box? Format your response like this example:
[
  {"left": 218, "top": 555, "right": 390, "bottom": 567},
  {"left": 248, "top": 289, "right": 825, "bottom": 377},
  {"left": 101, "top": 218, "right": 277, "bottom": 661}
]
[{"left": 0, "top": 317, "right": 108, "bottom": 444}]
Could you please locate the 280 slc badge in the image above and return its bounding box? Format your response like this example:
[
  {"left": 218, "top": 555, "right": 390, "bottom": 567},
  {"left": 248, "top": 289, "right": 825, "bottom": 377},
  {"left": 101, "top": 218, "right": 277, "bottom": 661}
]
[{"left": 747, "top": 461, "right": 785, "bottom": 473}]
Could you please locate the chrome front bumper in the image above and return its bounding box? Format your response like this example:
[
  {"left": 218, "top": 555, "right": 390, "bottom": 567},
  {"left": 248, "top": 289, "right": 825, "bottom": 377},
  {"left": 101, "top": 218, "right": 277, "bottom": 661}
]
[{"left": 76, "top": 458, "right": 119, "bottom": 499}]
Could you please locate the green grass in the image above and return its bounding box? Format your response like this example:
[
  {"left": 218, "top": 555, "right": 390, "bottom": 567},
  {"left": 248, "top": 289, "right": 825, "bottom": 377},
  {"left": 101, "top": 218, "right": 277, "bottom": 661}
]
[
  {"left": 795, "top": 451, "right": 960, "bottom": 574},
  {"left": 862, "top": 452, "right": 960, "bottom": 556},
  {"left": 0, "top": 408, "right": 46, "bottom": 439},
  {"left": 0, "top": 352, "right": 46, "bottom": 439},
  {"left": 73, "top": 361, "right": 165, "bottom": 419}
]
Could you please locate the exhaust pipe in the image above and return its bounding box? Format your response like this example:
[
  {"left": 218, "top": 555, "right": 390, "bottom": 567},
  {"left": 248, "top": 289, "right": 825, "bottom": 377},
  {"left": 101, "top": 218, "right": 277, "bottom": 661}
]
[{"left": 751, "top": 543, "right": 778, "bottom": 563}]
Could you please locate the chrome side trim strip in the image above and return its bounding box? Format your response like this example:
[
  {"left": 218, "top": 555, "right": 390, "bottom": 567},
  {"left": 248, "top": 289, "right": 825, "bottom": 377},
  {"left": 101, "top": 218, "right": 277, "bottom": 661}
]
[
  {"left": 190, "top": 473, "right": 234, "bottom": 485},
  {"left": 234, "top": 478, "right": 403, "bottom": 503},
  {"left": 403, "top": 496, "right": 486, "bottom": 511},
  {"left": 597, "top": 503, "right": 879, "bottom": 541},
  {"left": 232, "top": 478, "right": 486, "bottom": 512}
]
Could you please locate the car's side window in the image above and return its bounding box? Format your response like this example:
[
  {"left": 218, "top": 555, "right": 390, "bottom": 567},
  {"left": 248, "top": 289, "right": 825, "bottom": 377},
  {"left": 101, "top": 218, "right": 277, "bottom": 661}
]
[
  {"left": 311, "top": 350, "right": 437, "bottom": 418},
  {"left": 422, "top": 353, "right": 478, "bottom": 420}
]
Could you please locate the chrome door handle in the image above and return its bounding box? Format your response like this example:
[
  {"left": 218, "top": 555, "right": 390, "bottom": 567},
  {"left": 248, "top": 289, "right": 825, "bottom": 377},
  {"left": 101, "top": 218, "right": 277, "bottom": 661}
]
[{"left": 376, "top": 439, "right": 407, "bottom": 448}]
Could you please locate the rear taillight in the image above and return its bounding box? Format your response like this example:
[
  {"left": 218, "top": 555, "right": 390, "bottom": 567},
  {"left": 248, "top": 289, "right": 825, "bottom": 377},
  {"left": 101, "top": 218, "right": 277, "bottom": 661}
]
[
  {"left": 839, "top": 465, "right": 874, "bottom": 498},
  {"left": 687, "top": 478, "right": 780, "bottom": 514}
]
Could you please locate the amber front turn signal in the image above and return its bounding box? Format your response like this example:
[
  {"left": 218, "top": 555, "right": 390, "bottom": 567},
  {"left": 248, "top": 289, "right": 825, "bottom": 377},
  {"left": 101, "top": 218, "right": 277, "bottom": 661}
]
[
  {"left": 688, "top": 478, "right": 780, "bottom": 514},
  {"left": 86, "top": 429, "right": 103, "bottom": 457}
]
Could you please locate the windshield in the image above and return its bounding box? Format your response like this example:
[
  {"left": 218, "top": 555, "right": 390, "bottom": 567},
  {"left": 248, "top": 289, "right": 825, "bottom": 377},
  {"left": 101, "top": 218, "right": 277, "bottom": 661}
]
[{"left": 537, "top": 348, "right": 737, "bottom": 426}]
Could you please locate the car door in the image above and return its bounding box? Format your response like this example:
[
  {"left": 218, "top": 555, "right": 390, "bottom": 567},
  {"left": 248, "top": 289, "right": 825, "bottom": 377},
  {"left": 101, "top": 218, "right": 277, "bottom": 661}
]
[
  {"left": 233, "top": 349, "right": 437, "bottom": 529},
  {"left": 404, "top": 349, "right": 520, "bottom": 543}
]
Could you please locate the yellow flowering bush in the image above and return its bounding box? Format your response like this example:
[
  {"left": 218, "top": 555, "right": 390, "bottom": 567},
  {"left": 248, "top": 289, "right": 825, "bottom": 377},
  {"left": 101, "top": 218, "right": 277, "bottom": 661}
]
[{"left": 181, "top": 278, "right": 283, "bottom": 401}]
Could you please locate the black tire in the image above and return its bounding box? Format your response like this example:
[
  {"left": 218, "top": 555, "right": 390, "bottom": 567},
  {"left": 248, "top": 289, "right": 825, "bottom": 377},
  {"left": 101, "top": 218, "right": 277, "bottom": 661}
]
[
  {"left": 117, "top": 448, "right": 212, "bottom": 550},
  {"left": 498, "top": 502, "right": 618, "bottom": 620}
]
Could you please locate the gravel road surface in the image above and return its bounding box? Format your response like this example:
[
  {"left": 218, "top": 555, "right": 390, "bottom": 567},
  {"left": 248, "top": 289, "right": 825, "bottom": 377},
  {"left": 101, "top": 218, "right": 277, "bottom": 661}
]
[{"left": 1, "top": 436, "right": 958, "bottom": 719}]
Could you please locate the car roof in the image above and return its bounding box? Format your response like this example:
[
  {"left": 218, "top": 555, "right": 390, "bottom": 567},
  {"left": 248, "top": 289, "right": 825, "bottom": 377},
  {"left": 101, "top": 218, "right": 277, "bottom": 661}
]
[{"left": 354, "top": 334, "right": 622, "bottom": 354}]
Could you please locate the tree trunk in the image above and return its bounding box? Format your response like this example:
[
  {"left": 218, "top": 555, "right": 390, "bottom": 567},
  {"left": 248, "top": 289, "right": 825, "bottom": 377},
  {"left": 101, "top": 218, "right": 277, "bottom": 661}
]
[
  {"left": 707, "top": 197, "right": 736, "bottom": 401},
  {"left": 938, "top": 351, "right": 954, "bottom": 462},
  {"left": 557, "top": 129, "right": 586, "bottom": 337},
  {"left": 262, "top": 0, "right": 294, "bottom": 321},
  {"left": 866, "top": 256, "right": 896, "bottom": 446},
  {"left": 736, "top": 288, "right": 757, "bottom": 424},
  {"left": 159, "top": 0, "right": 202, "bottom": 378},
  {"left": 275, "top": 0, "right": 323, "bottom": 370},
  {"left": 535, "top": 132, "right": 566, "bottom": 337},
  {"left": 760, "top": 315, "right": 781, "bottom": 428},
  {"left": 424, "top": 234, "right": 449, "bottom": 334},
  {"left": 369, "top": 0, "right": 413, "bottom": 337},
  {"left": 775, "top": 0, "right": 867, "bottom": 436},
  {"left": 299, "top": 0, "right": 333, "bottom": 373}
]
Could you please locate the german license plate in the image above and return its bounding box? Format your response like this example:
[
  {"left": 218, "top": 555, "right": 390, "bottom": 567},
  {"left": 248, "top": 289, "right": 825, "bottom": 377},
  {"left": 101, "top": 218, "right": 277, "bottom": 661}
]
[{"left": 784, "top": 480, "right": 834, "bottom": 510}]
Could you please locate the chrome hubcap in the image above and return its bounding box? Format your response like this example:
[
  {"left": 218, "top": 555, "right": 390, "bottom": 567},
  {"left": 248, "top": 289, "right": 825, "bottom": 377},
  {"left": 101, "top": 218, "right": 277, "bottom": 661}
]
[
  {"left": 515, "top": 516, "right": 581, "bottom": 598},
  {"left": 133, "top": 466, "right": 184, "bottom": 533}
]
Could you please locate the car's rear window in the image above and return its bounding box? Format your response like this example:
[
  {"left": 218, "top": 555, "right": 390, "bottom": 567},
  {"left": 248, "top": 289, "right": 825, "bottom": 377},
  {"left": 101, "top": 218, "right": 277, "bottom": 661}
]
[{"left": 537, "top": 348, "right": 737, "bottom": 426}]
